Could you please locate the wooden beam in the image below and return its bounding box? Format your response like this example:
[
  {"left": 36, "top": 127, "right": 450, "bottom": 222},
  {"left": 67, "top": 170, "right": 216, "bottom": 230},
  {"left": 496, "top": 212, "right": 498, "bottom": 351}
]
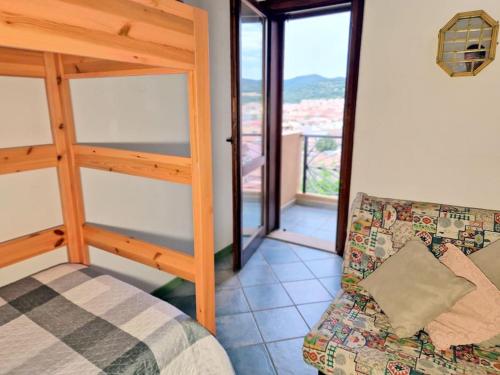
[
  {"left": 44, "top": 52, "right": 89, "bottom": 264},
  {"left": 0, "top": 0, "right": 196, "bottom": 69},
  {"left": 0, "top": 46, "right": 45, "bottom": 78},
  {"left": 129, "top": 0, "right": 195, "bottom": 20},
  {"left": 0, "top": 225, "right": 67, "bottom": 268},
  {"left": 74, "top": 145, "right": 192, "bottom": 184},
  {"left": 188, "top": 8, "right": 216, "bottom": 334},
  {"left": 0, "top": 145, "right": 57, "bottom": 175},
  {"left": 83, "top": 224, "right": 196, "bottom": 282},
  {"left": 61, "top": 55, "right": 184, "bottom": 79}
]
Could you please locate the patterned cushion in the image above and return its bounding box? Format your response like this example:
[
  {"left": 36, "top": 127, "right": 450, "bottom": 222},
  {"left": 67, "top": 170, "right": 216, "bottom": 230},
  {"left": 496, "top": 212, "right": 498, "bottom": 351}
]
[
  {"left": 303, "top": 193, "right": 500, "bottom": 374},
  {"left": 303, "top": 292, "right": 500, "bottom": 375}
]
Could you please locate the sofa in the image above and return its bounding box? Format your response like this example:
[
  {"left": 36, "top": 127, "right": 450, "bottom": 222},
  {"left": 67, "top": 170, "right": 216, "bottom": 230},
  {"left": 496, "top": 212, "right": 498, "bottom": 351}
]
[{"left": 303, "top": 193, "right": 500, "bottom": 375}]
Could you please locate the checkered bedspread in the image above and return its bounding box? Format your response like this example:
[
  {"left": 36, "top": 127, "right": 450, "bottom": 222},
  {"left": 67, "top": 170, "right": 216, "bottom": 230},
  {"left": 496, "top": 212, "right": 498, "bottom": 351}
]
[{"left": 0, "top": 264, "right": 234, "bottom": 375}]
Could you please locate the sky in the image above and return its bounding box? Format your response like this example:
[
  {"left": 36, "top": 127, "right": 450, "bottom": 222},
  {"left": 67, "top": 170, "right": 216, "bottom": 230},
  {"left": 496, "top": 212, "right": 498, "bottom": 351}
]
[
  {"left": 241, "top": 12, "right": 351, "bottom": 80},
  {"left": 284, "top": 12, "right": 350, "bottom": 80}
]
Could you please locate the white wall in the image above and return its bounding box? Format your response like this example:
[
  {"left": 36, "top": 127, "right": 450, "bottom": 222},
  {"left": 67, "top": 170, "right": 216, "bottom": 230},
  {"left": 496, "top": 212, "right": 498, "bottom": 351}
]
[
  {"left": 351, "top": 0, "right": 500, "bottom": 210},
  {"left": 0, "top": 78, "right": 68, "bottom": 286},
  {"left": 0, "top": 0, "right": 233, "bottom": 290},
  {"left": 72, "top": 74, "right": 194, "bottom": 291}
]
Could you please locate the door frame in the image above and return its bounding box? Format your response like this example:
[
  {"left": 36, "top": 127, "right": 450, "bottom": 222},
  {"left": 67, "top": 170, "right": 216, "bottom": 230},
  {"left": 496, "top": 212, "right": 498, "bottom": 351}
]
[
  {"left": 230, "top": 0, "right": 365, "bottom": 263},
  {"left": 259, "top": 0, "right": 365, "bottom": 257},
  {"left": 230, "top": 0, "right": 269, "bottom": 270}
]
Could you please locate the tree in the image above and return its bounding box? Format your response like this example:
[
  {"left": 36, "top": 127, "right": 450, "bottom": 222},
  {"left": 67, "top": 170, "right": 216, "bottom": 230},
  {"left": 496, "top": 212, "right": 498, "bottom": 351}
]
[
  {"left": 315, "top": 138, "right": 338, "bottom": 152},
  {"left": 307, "top": 168, "right": 339, "bottom": 196}
]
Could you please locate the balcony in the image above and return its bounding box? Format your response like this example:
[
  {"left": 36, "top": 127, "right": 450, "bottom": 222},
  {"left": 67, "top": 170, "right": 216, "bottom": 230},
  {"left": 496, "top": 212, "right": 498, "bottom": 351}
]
[{"left": 277, "top": 132, "right": 339, "bottom": 249}]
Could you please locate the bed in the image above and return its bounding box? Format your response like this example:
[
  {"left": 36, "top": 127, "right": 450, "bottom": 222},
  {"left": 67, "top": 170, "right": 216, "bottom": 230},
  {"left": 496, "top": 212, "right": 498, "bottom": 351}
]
[
  {"left": 0, "top": 263, "right": 234, "bottom": 374},
  {"left": 0, "top": 1, "right": 226, "bottom": 372}
]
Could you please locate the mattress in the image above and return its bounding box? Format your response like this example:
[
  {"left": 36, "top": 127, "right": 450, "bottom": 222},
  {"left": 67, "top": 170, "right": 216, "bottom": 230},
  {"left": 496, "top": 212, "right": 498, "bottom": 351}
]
[{"left": 0, "top": 263, "right": 234, "bottom": 375}]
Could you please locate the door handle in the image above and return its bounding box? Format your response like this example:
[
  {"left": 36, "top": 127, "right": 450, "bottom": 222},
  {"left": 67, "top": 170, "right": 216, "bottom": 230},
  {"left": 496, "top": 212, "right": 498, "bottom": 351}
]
[{"left": 226, "top": 136, "right": 234, "bottom": 144}]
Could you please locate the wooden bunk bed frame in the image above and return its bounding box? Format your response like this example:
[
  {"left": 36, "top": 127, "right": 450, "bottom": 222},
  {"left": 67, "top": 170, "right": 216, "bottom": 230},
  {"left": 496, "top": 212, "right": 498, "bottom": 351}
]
[{"left": 0, "top": 0, "right": 216, "bottom": 333}]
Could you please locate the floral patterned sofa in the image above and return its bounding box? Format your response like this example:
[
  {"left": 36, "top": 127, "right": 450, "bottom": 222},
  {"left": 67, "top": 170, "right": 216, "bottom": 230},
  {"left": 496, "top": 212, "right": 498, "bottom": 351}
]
[{"left": 303, "top": 193, "right": 500, "bottom": 375}]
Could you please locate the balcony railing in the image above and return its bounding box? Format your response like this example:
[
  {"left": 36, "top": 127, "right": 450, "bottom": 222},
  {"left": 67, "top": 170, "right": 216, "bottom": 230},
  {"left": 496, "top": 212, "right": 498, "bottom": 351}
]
[
  {"left": 301, "top": 134, "right": 341, "bottom": 196},
  {"left": 240, "top": 133, "right": 341, "bottom": 207}
]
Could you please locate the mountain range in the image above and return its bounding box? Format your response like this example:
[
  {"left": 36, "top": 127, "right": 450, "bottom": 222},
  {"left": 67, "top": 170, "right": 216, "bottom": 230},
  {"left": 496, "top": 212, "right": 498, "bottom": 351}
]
[{"left": 241, "top": 74, "right": 345, "bottom": 103}]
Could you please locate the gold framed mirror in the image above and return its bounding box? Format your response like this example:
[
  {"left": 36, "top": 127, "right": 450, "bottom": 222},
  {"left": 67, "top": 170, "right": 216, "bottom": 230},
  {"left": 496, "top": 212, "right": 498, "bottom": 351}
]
[{"left": 437, "top": 10, "right": 499, "bottom": 77}]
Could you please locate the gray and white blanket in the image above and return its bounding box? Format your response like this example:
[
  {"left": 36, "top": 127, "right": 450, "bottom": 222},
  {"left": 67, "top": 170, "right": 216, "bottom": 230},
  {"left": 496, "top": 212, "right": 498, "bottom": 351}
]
[{"left": 0, "top": 264, "right": 234, "bottom": 375}]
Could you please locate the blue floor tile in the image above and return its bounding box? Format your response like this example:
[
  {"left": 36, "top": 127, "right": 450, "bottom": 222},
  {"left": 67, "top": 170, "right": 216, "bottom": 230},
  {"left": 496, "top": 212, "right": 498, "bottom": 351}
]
[
  {"left": 282, "top": 279, "right": 332, "bottom": 305},
  {"left": 244, "top": 284, "right": 293, "bottom": 311},
  {"left": 159, "top": 231, "right": 345, "bottom": 375},
  {"left": 291, "top": 245, "right": 336, "bottom": 261},
  {"left": 259, "top": 246, "right": 301, "bottom": 265},
  {"left": 260, "top": 238, "right": 292, "bottom": 250},
  {"left": 267, "top": 338, "right": 317, "bottom": 375},
  {"left": 280, "top": 203, "right": 337, "bottom": 247},
  {"left": 304, "top": 258, "right": 343, "bottom": 278},
  {"left": 270, "top": 262, "right": 315, "bottom": 282},
  {"left": 318, "top": 276, "right": 342, "bottom": 297},
  {"left": 227, "top": 344, "right": 276, "bottom": 375},
  {"left": 216, "top": 288, "right": 250, "bottom": 316},
  {"left": 245, "top": 251, "right": 268, "bottom": 267},
  {"left": 216, "top": 312, "right": 262, "bottom": 349},
  {"left": 297, "top": 301, "right": 331, "bottom": 328},
  {"left": 216, "top": 270, "right": 241, "bottom": 290},
  {"left": 238, "top": 264, "right": 279, "bottom": 287},
  {"left": 253, "top": 306, "right": 309, "bottom": 342}
]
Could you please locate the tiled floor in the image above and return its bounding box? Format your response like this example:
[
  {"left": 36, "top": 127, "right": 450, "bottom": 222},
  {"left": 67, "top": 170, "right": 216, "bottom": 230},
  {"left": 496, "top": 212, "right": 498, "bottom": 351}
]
[
  {"left": 280, "top": 204, "right": 337, "bottom": 242},
  {"left": 159, "top": 239, "right": 343, "bottom": 375}
]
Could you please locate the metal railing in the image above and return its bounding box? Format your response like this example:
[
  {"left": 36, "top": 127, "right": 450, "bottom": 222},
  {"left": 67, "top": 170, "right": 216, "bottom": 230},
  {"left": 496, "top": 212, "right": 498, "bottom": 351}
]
[
  {"left": 302, "top": 135, "right": 341, "bottom": 196},
  {"left": 240, "top": 133, "right": 342, "bottom": 197}
]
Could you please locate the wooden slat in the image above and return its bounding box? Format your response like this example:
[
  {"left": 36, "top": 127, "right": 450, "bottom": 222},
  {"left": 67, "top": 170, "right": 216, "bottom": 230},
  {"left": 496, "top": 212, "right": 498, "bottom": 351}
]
[
  {"left": 129, "top": 0, "right": 195, "bottom": 20},
  {"left": 0, "top": 145, "right": 57, "bottom": 175},
  {"left": 74, "top": 145, "right": 192, "bottom": 184},
  {"left": 188, "top": 8, "right": 216, "bottom": 334},
  {"left": 61, "top": 55, "right": 184, "bottom": 79},
  {"left": 0, "top": 46, "right": 45, "bottom": 77},
  {"left": 0, "top": 0, "right": 195, "bottom": 69},
  {"left": 83, "top": 224, "right": 195, "bottom": 282},
  {"left": 44, "top": 52, "right": 89, "bottom": 264},
  {"left": 0, "top": 225, "right": 67, "bottom": 268}
]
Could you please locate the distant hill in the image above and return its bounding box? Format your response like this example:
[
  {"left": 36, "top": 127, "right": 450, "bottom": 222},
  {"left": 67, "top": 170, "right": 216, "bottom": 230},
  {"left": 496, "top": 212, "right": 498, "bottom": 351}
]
[{"left": 241, "top": 74, "right": 345, "bottom": 103}]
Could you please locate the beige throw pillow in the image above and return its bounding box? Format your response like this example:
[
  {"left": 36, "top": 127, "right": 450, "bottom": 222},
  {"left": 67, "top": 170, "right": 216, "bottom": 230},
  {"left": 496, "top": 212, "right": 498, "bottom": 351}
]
[
  {"left": 426, "top": 244, "right": 500, "bottom": 350},
  {"left": 469, "top": 239, "right": 500, "bottom": 289},
  {"left": 359, "top": 238, "right": 475, "bottom": 338}
]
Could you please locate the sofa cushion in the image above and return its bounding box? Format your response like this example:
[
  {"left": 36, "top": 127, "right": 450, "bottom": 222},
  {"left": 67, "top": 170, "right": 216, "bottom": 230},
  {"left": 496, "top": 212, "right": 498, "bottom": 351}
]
[
  {"left": 359, "top": 239, "right": 475, "bottom": 337},
  {"left": 303, "top": 292, "right": 500, "bottom": 375},
  {"left": 342, "top": 193, "right": 500, "bottom": 295},
  {"left": 426, "top": 244, "right": 500, "bottom": 350},
  {"left": 469, "top": 239, "right": 500, "bottom": 289}
]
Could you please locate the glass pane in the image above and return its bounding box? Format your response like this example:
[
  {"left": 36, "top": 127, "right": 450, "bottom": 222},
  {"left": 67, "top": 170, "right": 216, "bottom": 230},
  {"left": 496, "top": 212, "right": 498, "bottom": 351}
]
[
  {"left": 240, "top": 2, "right": 265, "bottom": 165},
  {"left": 242, "top": 167, "right": 263, "bottom": 247}
]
